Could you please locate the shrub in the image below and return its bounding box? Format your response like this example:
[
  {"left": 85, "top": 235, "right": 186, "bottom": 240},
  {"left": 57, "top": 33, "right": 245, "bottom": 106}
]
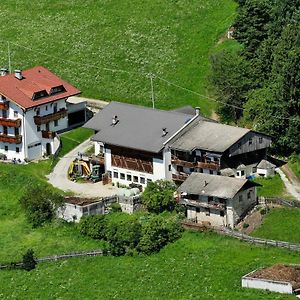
[
  {"left": 243, "top": 223, "right": 249, "bottom": 229},
  {"left": 22, "top": 249, "right": 37, "bottom": 271},
  {"left": 79, "top": 215, "right": 106, "bottom": 239},
  {"left": 142, "top": 180, "right": 176, "bottom": 214},
  {"left": 110, "top": 202, "right": 122, "bottom": 213},
  {"left": 260, "top": 208, "right": 267, "bottom": 215},
  {"left": 138, "top": 215, "right": 183, "bottom": 255},
  {"left": 19, "top": 186, "right": 64, "bottom": 228}
]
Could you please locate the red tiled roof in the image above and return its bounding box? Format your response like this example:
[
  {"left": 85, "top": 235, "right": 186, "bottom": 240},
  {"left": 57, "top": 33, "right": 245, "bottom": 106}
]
[{"left": 0, "top": 66, "right": 81, "bottom": 109}]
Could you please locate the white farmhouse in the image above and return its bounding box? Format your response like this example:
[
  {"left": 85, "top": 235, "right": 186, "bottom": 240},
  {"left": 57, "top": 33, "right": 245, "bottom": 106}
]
[
  {"left": 177, "top": 173, "right": 260, "bottom": 228},
  {"left": 0, "top": 66, "right": 81, "bottom": 161}
]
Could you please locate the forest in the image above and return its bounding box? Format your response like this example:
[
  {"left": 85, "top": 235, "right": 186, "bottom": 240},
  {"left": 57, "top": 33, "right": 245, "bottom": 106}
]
[{"left": 210, "top": 0, "right": 299, "bottom": 155}]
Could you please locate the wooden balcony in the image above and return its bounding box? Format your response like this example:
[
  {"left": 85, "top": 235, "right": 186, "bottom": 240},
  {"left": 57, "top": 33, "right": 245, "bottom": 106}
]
[
  {"left": 172, "top": 155, "right": 220, "bottom": 171},
  {"left": 180, "top": 198, "right": 226, "bottom": 210},
  {"left": 34, "top": 108, "right": 67, "bottom": 125},
  {"left": 195, "top": 161, "right": 220, "bottom": 171},
  {"left": 0, "top": 102, "right": 9, "bottom": 110},
  {"left": 0, "top": 118, "right": 21, "bottom": 128},
  {"left": 171, "top": 156, "right": 194, "bottom": 168},
  {"left": 0, "top": 134, "right": 22, "bottom": 144},
  {"left": 42, "top": 130, "right": 56, "bottom": 139},
  {"left": 172, "top": 172, "right": 189, "bottom": 182},
  {"left": 90, "top": 155, "right": 105, "bottom": 165}
]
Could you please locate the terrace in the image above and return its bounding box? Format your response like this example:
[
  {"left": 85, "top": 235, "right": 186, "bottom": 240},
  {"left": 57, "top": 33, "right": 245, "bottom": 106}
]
[
  {"left": 34, "top": 108, "right": 67, "bottom": 125},
  {"left": 0, "top": 118, "right": 21, "bottom": 128},
  {"left": 0, "top": 134, "right": 22, "bottom": 144}
]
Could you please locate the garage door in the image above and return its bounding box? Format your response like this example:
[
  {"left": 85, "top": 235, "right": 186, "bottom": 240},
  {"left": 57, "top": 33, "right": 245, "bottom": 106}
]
[{"left": 27, "top": 142, "right": 42, "bottom": 161}]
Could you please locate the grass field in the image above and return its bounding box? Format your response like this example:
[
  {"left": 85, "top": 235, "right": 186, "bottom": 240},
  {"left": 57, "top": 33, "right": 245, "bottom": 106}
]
[
  {"left": 289, "top": 154, "right": 300, "bottom": 181},
  {"left": 254, "top": 174, "right": 286, "bottom": 198},
  {"left": 252, "top": 208, "right": 300, "bottom": 244},
  {"left": 0, "top": 0, "right": 237, "bottom": 115},
  {"left": 0, "top": 231, "right": 299, "bottom": 299}
]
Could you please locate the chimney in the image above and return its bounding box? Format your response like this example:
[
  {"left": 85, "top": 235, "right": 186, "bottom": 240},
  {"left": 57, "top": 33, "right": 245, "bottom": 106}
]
[
  {"left": 112, "top": 115, "right": 118, "bottom": 126},
  {"left": 204, "top": 180, "right": 208, "bottom": 187},
  {"left": 162, "top": 127, "right": 168, "bottom": 137},
  {"left": 15, "top": 70, "right": 23, "bottom": 80},
  {"left": 195, "top": 107, "right": 201, "bottom": 116},
  {"left": 0, "top": 68, "right": 8, "bottom": 76}
]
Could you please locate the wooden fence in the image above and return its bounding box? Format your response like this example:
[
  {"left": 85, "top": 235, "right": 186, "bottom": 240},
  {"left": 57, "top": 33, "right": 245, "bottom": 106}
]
[
  {"left": 258, "top": 197, "right": 300, "bottom": 208},
  {"left": 0, "top": 249, "right": 104, "bottom": 270},
  {"left": 181, "top": 221, "right": 300, "bottom": 252}
]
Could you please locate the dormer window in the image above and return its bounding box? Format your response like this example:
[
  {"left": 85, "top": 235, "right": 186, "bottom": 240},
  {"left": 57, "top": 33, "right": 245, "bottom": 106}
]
[
  {"left": 32, "top": 90, "right": 48, "bottom": 100},
  {"left": 50, "top": 85, "right": 66, "bottom": 95}
]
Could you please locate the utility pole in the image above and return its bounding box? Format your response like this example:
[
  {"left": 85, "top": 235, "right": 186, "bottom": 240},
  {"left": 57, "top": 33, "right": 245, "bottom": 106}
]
[
  {"left": 7, "top": 42, "right": 11, "bottom": 74},
  {"left": 149, "top": 73, "right": 155, "bottom": 109}
]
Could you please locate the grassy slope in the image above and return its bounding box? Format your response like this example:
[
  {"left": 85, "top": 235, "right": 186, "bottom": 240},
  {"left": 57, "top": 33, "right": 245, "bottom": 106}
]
[
  {"left": 288, "top": 154, "right": 300, "bottom": 181},
  {"left": 0, "top": 0, "right": 236, "bottom": 115},
  {"left": 0, "top": 231, "right": 299, "bottom": 299},
  {"left": 252, "top": 208, "right": 300, "bottom": 244},
  {"left": 253, "top": 174, "right": 286, "bottom": 198}
]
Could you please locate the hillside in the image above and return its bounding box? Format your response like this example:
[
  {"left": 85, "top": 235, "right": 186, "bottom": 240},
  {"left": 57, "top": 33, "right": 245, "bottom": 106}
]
[{"left": 0, "top": 0, "right": 236, "bottom": 115}]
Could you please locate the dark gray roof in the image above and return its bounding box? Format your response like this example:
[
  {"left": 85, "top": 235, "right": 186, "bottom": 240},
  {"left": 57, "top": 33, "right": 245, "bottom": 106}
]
[
  {"left": 84, "top": 101, "right": 193, "bottom": 153},
  {"left": 170, "top": 120, "right": 250, "bottom": 153},
  {"left": 171, "top": 106, "right": 197, "bottom": 116},
  {"left": 178, "top": 173, "right": 258, "bottom": 199}
]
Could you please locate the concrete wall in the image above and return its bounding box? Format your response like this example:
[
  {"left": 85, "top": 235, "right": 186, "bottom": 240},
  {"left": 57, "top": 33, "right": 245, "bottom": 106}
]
[
  {"left": 257, "top": 167, "right": 275, "bottom": 177},
  {"left": 242, "top": 276, "right": 293, "bottom": 294}
]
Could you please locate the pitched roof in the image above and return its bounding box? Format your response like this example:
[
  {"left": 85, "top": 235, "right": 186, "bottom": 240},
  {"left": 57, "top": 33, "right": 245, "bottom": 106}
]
[
  {"left": 170, "top": 119, "right": 250, "bottom": 153},
  {"left": 0, "top": 66, "right": 81, "bottom": 109},
  {"left": 257, "top": 159, "right": 276, "bottom": 169},
  {"left": 178, "top": 173, "right": 259, "bottom": 199},
  {"left": 84, "top": 101, "right": 194, "bottom": 153}
]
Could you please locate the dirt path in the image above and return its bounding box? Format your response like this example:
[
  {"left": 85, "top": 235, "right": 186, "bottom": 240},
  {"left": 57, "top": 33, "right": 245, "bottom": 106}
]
[
  {"left": 277, "top": 167, "right": 300, "bottom": 201},
  {"left": 47, "top": 139, "right": 119, "bottom": 197},
  {"left": 282, "top": 164, "right": 300, "bottom": 193}
]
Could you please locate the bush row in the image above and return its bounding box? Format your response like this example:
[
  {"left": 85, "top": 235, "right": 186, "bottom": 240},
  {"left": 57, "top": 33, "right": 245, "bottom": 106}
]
[{"left": 79, "top": 213, "right": 183, "bottom": 256}]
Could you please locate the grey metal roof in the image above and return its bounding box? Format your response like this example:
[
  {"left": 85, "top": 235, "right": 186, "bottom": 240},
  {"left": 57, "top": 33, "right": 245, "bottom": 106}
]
[
  {"left": 84, "top": 101, "right": 193, "bottom": 153},
  {"left": 257, "top": 159, "right": 276, "bottom": 169},
  {"left": 178, "top": 173, "right": 258, "bottom": 199},
  {"left": 170, "top": 120, "right": 250, "bottom": 153}
]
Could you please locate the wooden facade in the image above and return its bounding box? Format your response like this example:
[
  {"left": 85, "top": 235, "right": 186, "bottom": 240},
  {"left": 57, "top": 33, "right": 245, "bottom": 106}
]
[
  {"left": 110, "top": 145, "right": 159, "bottom": 174},
  {"left": 34, "top": 108, "right": 67, "bottom": 125}
]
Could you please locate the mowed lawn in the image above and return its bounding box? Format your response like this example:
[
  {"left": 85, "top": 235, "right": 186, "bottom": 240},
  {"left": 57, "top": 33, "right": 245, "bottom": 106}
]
[
  {"left": 0, "top": 0, "right": 237, "bottom": 115},
  {"left": 0, "top": 231, "right": 299, "bottom": 299},
  {"left": 252, "top": 208, "right": 300, "bottom": 244},
  {"left": 254, "top": 174, "right": 286, "bottom": 198}
]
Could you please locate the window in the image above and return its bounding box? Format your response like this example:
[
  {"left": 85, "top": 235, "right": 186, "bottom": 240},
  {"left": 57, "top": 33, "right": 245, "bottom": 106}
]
[
  {"left": 133, "top": 176, "right": 138, "bottom": 183},
  {"left": 205, "top": 208, "right": 210, "bottom": 216},
  {"left": 247, "top": 191, "right": 251, "bottom": 200},
  {"left": 208, "top": 196, "right": 213, "bottom": 203},
  {"left": 249, "top": 138, "right": 253, "bottom": 145},
  {"left": 107, "top": 171, "right": 112, "bottom": 178},
  {"left": 209, "top": 170, "right": 213, "bottom": 175},
  {"left": 2, "top": 110, "right": 7, "bottom": 118},
  {"left": 196, "top": 207, "right": 200, "bottom": 213},
  {"left": 14, "top": 127, "right": 19, "bottom": 136},
  {"left": 14, "top": 111, "right": 18, "bottom": 117},
  {"left": 45, "top": 105, "right": 48, "bottom": 111},
  {"left": 4, "top": 145, "right": 8, "bottom": 151},
  {"left": 53, "top": 103, "right": 58, "bottom": 113},
  {"left": 120, "top": 173, "right": 125, "bottom": 180},
  {"left": 113, "top": 171, "right": 118, "bottom": 178},
  {"left": 259, "top": 137, "right": 263, "bottom": 144},
  {"left": 54, "top": 120, "right": 58, "bottom": 127},
  {"left": 32, "top": 90, "right": 48, "bottom": 100},
  {"left": 190, "top": 168, "right": 194, "bottom": 172},
  {"left": 3, "top": 126, "right": 7, "bottom": 135},
  {"left": 220, "top": 211, "right": 225, "bottom": 217},
  {"left": 36, "top": 108, "right": 40, "bottom": 116},
  {"left": 16, "top": 147, "right": 19, "bottom": 153},
  {"left": 37, "top": 125, "right": 41, "bottom": 132},
  {"left": 190, "top": 194, "right": 198, "bottom": 200},
  {"left": 241, "top": 170, "right": 245, "bottom": 176},
  {"left": 140, "top": 177, "right": 145, "bottom": 184},
  {"left": 168, "top": 164, "right": 172, "bottom": 171},
  {"left": 50, "top": 85, "right": 66, "bottom": 95},
  {"left": 100, "top": 145, "right": 104, "bottom": 153},
  {"left": 127, "top": 174, "right": 132, "bottom": 181},
  {"left": 199, "top": 168, "right": 203, "bottom": 173},
  {"left": 239, "top": 195, "right": 243, "bottom": 202}
]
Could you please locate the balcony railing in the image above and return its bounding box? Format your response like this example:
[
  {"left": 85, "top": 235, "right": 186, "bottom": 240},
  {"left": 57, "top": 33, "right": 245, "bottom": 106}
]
[
  {"left": 180, "top": 198, "right": 226, "bottom": 210},
  {"left": 0, "top": 118, "right": 21, "bottom": 128},
  {"left": 172, "top": 173, "right": 189, "bottom": 182},
  {"left": 0, "top": 134, "right": 22, "bottom": 144},
  {"left": 0, "top": 102, "right": 9, "bottom": 110},
  {"left": 34, "top": 108, "right": 67, "bottom": 125},
  {"left": 172, "top": 155, "right": 220, "bottom": 171},
  {"left": 42, "top": 130, "right": 56, "bottom": 139}
]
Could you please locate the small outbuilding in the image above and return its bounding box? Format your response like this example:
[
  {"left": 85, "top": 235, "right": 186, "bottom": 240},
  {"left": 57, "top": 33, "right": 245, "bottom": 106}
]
[
  {"left": 177, "top": 173, "right": 260, "bottom": 228},
  {"left": 256, "top": 159, "right": 276, "bottom": 177}
]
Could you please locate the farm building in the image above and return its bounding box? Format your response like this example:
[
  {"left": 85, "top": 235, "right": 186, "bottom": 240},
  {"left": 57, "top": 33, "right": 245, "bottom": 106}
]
[
  {"left": 0, "top": 66, "right": 82, "bottom": 161},
  {"left": 177, "top": 173, "right": 260, "bottom": 228}
]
